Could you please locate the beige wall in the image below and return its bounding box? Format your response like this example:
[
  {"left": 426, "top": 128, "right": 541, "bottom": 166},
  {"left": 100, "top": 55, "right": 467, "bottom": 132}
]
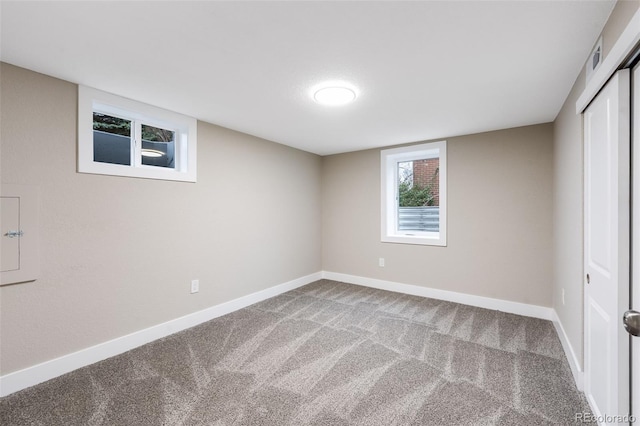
[
  {"left": 0, "top": 63, "right": 322, "bottom": 374},
  {"left": 3, "top": 0, "right": 638, "bottom": 379},
  {"left": 552, "top": 0, "right": 640, "bottom": 370},
  {"left": 322, "top": 124, "right": 554, "bottom": 307}
]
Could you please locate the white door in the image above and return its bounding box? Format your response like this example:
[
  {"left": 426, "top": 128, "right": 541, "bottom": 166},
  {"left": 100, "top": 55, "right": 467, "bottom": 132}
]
[
  {"left": 584, "top": 68, "right": 630, "bottom": 423},
  {"left": 631, "top": 62, "right": 640, "bottom": 423}
]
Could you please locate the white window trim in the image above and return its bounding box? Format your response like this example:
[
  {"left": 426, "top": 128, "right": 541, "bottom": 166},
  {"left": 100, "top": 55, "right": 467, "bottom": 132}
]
[
  {"left": 381, "top": 141, "right": 447, "bottom": 246},
  {"left": 78, "top": 86, "right": 197, "bottom": 182}
]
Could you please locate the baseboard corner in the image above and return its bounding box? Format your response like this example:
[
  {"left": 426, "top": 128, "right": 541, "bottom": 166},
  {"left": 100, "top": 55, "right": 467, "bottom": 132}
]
[
  {"left": 321, "top": 270, "right": 553, "bottom": 321},
  {"left": 551, "top": 309, "right": 584, "bottom": 391}
]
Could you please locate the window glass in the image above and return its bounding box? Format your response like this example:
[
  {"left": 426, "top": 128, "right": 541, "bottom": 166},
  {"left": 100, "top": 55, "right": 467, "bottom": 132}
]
[
  {"left": 141, "top": 124, "right": 175, "bottom": 169},
  {"left": 397, "top": 158, "right": 440, "bottom": 232},
  {"left": 93, "top": 113, "right": 131, "bottom": 165}
]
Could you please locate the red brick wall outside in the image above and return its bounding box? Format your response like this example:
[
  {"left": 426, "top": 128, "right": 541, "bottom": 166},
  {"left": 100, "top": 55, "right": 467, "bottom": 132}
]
[{"left": 412, "top": 158, "right": 439, "bottom": 206}]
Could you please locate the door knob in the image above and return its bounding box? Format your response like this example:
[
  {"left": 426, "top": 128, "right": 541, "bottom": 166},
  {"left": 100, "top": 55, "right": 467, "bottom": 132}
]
[{"left": 623, "top": 310, "right": 640, "bottom": 337}]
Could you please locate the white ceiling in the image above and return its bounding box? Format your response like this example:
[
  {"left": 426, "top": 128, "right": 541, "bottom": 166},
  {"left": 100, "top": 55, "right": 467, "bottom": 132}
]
[{"left": 0, "top": 1, "right": 615, "bottom": 155}]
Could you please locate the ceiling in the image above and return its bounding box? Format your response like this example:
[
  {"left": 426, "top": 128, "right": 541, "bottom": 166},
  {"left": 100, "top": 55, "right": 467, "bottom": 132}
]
[{"left": 0, "top": 1, "right": 615, "bottom": 155}]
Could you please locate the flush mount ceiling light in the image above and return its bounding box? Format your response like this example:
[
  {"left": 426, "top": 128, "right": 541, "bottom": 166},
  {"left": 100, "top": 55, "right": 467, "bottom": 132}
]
[
  {"left": 313, "top": 86, "right": 357, "bottom": 106},
  {"left": 141, "top": 149, "right": 165, "bottom": 158}
]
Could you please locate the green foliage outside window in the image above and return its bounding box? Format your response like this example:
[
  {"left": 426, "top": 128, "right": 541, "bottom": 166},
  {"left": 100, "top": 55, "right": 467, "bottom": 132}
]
[
  {"left": 399, "top": 181, "right": 435, "bottom": 207},
  {"left": 93, "top": 113, "right": 174, "bottom": 142},
  {"left": 93, "top": 113, "right": 130, "bottom": 136}
]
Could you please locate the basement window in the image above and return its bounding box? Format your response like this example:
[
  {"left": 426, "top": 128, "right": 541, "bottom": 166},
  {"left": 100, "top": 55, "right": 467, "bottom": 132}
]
[
  {"left": 78, "top": 86, "right": 197, "bottom": 182},
  {"left": 381, "top": 141, "right": 447, "bottom": 246}
]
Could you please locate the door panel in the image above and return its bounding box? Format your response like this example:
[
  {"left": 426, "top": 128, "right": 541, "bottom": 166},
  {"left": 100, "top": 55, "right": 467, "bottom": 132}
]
[
  {"left": 584, "top": 69, "right": 630, "bottom": 423},
  {"left": 588, "top": 300, "right": 612, "bottom": 411},
  {"left": 632, "top": 61, "right": 640, "bottom": 422},
  {"left": 587, "top": 102, "right": 612, "bottom": 277},
  {"left": 1, "top": 184, "right": 39, "bottom": 285}
]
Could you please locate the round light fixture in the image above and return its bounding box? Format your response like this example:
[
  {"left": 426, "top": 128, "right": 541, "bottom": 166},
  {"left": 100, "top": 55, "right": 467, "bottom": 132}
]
[
  {"left": 141, "top": 149, "right": 165, "bottom": 158},
  {"left": 313, "top": 86, "right": 357, "bottom": 106}
]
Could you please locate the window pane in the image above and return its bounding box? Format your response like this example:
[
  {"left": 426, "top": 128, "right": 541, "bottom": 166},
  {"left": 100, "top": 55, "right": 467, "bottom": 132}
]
[
  {"left": 141, "top": 124, "right": 175, "bottom": 169},
  {"left": 93, "top": 113, "right": 131, "bottom": 165},
  {"left": 397, "top": 157, "right": 440, "bottom": 232}
]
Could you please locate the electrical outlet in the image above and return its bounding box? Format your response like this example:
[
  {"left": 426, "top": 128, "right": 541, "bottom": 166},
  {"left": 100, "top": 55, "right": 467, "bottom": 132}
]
[
  {"left": 562, "top": 288, "right": 565, "bottom": 305},
  {"left": 379, "top": 258, "right": 385, "bottom": 267},
  {"left": 191, "top": 279, "right": 199, "bottom": 294}
]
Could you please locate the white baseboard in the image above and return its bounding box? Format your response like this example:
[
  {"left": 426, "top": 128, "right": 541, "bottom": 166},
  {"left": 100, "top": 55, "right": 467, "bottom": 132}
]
[
  {"left": 319, "top": 272, "right": 584, "bottom": 389},
  {"left": 322, "top": 271, "right": 554, "bottom": 320},
  {"left": 0, "top": 271, "right": 322, "bottom": 397},
  {"left": 0, "top": 271, "right": 576, "bottom": 398},
  {"left": 551, "top": 310, "right": 584, "bottom": 390}
]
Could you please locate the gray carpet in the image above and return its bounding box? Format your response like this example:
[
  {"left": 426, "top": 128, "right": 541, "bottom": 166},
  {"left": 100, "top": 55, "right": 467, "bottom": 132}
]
[{"left": 0, "top": 280, "right": 592, "bottom": 425}]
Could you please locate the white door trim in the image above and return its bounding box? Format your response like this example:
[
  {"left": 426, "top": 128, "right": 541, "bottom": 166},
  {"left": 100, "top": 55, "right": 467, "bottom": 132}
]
[{"left": 632, "top": 61, "right": 640, "bottom": 424}]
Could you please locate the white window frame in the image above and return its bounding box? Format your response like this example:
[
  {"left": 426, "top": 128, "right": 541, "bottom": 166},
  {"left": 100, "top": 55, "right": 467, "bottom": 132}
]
[
  {"left": 78, "top": 86, "right": 197, "bottom": 182},
  {"left": 381, "top": 141, "right": 447, "bottom": 246}
]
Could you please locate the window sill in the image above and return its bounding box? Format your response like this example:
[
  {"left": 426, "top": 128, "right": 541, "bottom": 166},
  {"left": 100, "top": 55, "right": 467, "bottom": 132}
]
[{"left": 381, "top": 233, "right": 447, "bottom": 246}]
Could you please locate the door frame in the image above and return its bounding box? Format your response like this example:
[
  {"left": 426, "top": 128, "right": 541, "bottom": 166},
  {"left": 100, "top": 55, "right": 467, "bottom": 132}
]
[
  {"left": 576, "top": 10, "right": 640, "bottom": 425},
  {"left": 583, "top": 68, "right": 631, "bottom": 422},
  {"left": 576, "top": 10, "right": 640, "bottom": 115},
  {"left": 632, "top": 60, "right": 640, "bottom": 425}
]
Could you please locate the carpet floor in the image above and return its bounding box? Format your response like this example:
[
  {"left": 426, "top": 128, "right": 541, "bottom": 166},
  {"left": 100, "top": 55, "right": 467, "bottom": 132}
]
[{"left": 0, "top": 280, "right": 591, "bottom": 425}]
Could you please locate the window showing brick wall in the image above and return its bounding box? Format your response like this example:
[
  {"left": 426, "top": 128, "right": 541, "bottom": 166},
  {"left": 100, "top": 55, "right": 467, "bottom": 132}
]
[
  {"left": 412, "top": 158, "right": 439, "bottom": 205},
  {"left": 382, "top": 140, "right": 447, "bottom": 246}
]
